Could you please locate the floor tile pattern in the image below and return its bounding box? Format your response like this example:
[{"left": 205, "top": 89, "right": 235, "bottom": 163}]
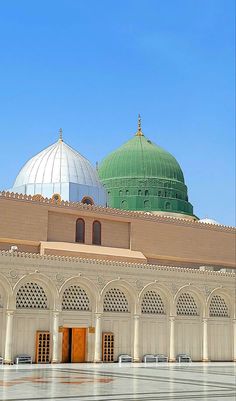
[{"left": 0, "top": 363, "right": 235, "bottom": 401}]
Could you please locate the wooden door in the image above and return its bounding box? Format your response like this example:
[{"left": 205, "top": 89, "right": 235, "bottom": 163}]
[
  {"left": 71, "top": 328, "right": 86, "bottom": 362},
  {"left": 62, "top": 328, "right": 71, "bottom": 363}
]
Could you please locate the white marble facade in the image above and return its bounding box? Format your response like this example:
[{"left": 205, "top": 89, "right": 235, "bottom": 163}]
[{"left": 0, "top": 251, "right": 235, "bottom": 363}]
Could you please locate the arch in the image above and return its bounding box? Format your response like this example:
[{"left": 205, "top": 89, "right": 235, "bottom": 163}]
[
  {"left": 126, "top": 190, "right": 129, "bottom": 195},
  {"left": 62, "top": 285, "right": 90, "bottom": 311},
  {"left": 103, "top": 288, "right": 129, "bottom": 312},
  {"left": 207, "top": 289, "right": 232, "bottom": 318},
  {"left": 92, "top": 220, "right": 101, "bottom": 245},
  {"left": 138, "top": 190, "right": 142, "bottom": 196},
  {"left": 121, "top": 200, "right": 128, "bottom": 209},
  {"left": 141, "top": 290, "right": 165, "bottom": 314},
  {"left": 176, "top": 292, "right": 199, "bottom": 316},
  {"left": 16, "top": 282, "right": 48, "bottom": 309},
  {"left": 81, "top": 196, "right": 94, "bottom": 205},
  {"left": 76, "top": 218, "right": 85, "bottom": 243},
  {"left": 59, "top": 276, "right": 99, "bottom": 312},
  {"left": 174, "top": 285, "right": 205, "bottom": 315},
  {"left": 145, "top": 190, "right": 149, "bottom": 196},
  {"left": 101, "top": 279, "right": 137, "bottom": 314},
  {"left": 13, "top": 273, "right": 58, "bottom": 310},
  {"left": 139, "top": 282, "right": 172, "bottom": 315}
]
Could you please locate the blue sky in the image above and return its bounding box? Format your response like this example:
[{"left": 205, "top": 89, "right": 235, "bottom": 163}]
[{"left": 0, "top": 0, "right": 235, "bottom": 225}]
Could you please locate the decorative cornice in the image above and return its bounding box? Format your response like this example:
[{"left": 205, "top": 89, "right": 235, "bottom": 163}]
[
  {"left": 0, "top": 191, "right": 235, "bottom": 232},
  {"left": 0, "top": 250, "right": 235, "bottom": 278}
]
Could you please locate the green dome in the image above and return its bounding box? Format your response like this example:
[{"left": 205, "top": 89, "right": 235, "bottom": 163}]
[{"left": 98, "top": 125, "right": 194, "bottom": 216}]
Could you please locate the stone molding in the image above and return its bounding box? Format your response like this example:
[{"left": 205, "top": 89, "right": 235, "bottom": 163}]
[{"left": 0, "top": 250, "right": 235, "bottom": 278}]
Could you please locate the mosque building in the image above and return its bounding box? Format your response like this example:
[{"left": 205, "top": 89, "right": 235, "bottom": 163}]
[{"left": 0, "top": 117, "right": 235, "bottom": 364}]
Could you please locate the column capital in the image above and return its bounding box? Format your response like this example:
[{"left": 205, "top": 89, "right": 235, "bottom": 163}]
[
  {"left": 169, "top": 315, "right": 175, "bottom": 322},
  {"left": 95, "top": 312, "right": 103, "bottom": 319},
  {"left": 6, "top": 309, "right": 14, "bottom": 316},
  {"left": 202, "top": 317, "right": 208, "bottom": 322},
  {"left": 133, "top": 314, "right": 140, "bottom": 320}
]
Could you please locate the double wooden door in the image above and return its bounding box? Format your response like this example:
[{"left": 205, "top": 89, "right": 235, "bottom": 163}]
[{"left": 62, "top": 328, "right": 86, "bottom": 363}]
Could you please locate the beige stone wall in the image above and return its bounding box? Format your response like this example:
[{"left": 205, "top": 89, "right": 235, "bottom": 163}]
[
  {"left": 0, "top": 196, "right": 235, "bottom": 268},
  {"left": 130, "top": 219, "right": 236, "bottom": 267},
  {"left": 0, "top": 198, "right": 48, "bottom": 241}
]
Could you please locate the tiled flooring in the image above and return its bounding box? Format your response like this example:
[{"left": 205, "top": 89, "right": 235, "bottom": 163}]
[{"left": 0, "top": 363, "right": 235, "bottom": 401}]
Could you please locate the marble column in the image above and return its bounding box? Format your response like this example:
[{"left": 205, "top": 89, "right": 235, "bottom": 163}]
[
  {"left": 233, "top": 319, "right": 236, "bottom": 362},
  {"left": 52, "top": 311, "right": 60, "bottom": 363},
  {"left": 4, "top": 310, "right": 14, "bottom": 364},
  {"left": 133, "top": 314, "right": 140, "bottom": 362},
  {"left": 202, "top": 318, "right": 209, "bottom": 361},
  {"left": 169, "top": 316, "right": 175, "bottom": 362},
  {"left": 94, "top": 313, "right": 102, "bottom": 362}
]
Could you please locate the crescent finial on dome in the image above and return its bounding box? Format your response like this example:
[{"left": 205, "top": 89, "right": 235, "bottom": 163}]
[
  {"left": 59, "top": 128, "right": 63, "bottom": 142},
  {"left": 136, "top": 114, "right": 144, "bottom": 136}
]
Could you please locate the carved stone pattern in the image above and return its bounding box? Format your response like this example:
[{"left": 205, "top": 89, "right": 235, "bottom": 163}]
[
  {"left": 209, "top": 295, "right": 229, "bottom": 317},
  {"left": 103, "top": 288, "right": 129, "bottom": 312},
  {"left": 16, "top": 282, "right": 48, "bottom": 309},
  {"left": 62, "top": 285, "right": 90, "bottom": 311},
  {"left": 176, "top": 292, "right": 198, "bottom": 316},
  {"left": 141, "top": 290, "right": 165, "bottom": 314}
]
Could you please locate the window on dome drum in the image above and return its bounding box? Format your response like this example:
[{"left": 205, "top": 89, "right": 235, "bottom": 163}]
[
  {"left": 145, "top": 190, "right": 149, "bottom": 196},
  {"left": 165, "top": 202, "right": 171, "bottom": 210},
  {"left": 76, "top": 218, "right": 85, "bottom": 243},
  {"left": 144, "top": 200, "right": 150, "bottom": 209},
  {"left": 158, "top": 190, "right": 162, "bottom": 196},
  {"left": 138, "top": 190, "right": 142, "bottom": 195},
  {"left": 92, "top": 220, "right": 101, "bottom": 245},
  {"left": 121, "top": 200, "right": 128, "bottom": 209},
  {"left": 81, "top": 196, "right": 94, "bottom": 205},
  {"left": 119, "top": 190, "right": 123, "bottom": 196},
  {"left": 126, "top": 190, "right": 129, "bottom": 195}
]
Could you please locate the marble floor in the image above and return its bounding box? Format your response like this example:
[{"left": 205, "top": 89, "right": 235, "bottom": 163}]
[{"left": 0, "top": 363, "right": 235, "bottom": 401}]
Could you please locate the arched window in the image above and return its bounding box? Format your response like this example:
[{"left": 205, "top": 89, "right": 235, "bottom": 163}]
[
  {"left": 141, "top": 290, "right": 165, "bottom": 314},
  {"left": 16, "top": 282, "right": 48, "bottom": 309},
  {"left": 93, "top": 220, "right": 101, "bottom": 245},
  {"left": 81, "top": 196, "right": 94, "bottom": 205},
  {"left": 144, "top": 200, "right": 150, "bottom": 209},
  {"left": 126, "top": 190, "right": 129, "bottom": 195},
  {"left": 176, "top": 292, "right": 198, "bottom": 316},
  {"left": 209, "top": 295, "right": 229, "bottom": 317},
  {"left": 103, "top": 288, "right": 129, "bottom": 312},
  {"left": 165, "top": 202, "right": 171, "bottom": 210},
  {"left": 76, "top": 218, "right": 85, "bottom": 243},
  {"left": 119, "top": 190, "right": 123, "bottom": 196},
  {"left": 62, "top": 285, "right": 90, "bottom": 311},
  {"left": 121, "top": 199, "right": 128, "bottom": 209},
  {"left": 138, "top": 190, "right": 142, "bottom": 195},
  {"left": 145, "top": 190, "right": 149, "bottom": 196}
]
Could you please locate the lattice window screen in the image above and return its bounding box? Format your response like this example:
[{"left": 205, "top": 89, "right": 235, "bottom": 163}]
[
  {"left": 141, "top": 290, "right": 165, "bottom": 314},
  {"left": 62, "top": 285, "right": 90, "bottom": 311},
  {"left": 16, "top": 282, "right": 48, "bottom": 309},
  {"left": 176, "top": 292, "right": 198, "bottom": 316},
  {"left": 209, "top": 295, "right": 229, "bottom": 317},
  {"left": 103, "top": 288, "right": 129, "bottom": 312}
]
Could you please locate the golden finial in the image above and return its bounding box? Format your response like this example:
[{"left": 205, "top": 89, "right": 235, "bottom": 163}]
[
  {"left": 59, "top": 128, "right": 63, "bottom": 142},
  {"left": 136, "top": 114, "right": 144, "bottom": 136}
]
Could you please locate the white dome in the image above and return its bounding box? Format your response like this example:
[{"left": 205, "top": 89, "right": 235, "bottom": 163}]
[
  {"left": 10, "top": 138, "right": 107, "bottom": 205},
  {"left": 199, "top": 218, "right": 220, "bottom": 225},
  {"left": 13, "top": 140, "right": 100, "bottom": 187}
]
